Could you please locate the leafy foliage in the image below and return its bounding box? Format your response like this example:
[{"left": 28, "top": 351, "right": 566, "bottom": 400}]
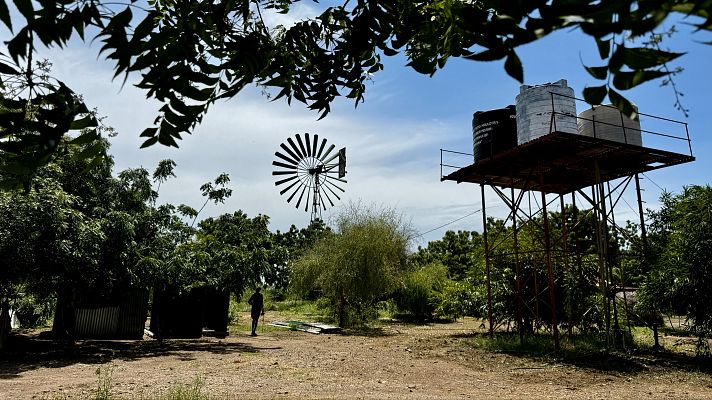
[
  {"left": 0, "top": 58, "right": 104, "bottom": 187},
  {"left": 638, "top": 186, "right": 712, "bottom": 353},
  {"left": 291, "top": 204, "right": 412, "bottom": 326},
  {"left": 1, "top": 0, "right": 710, "bottom": 173},
  {"left": 411, "top": 230, "right": 482, "bottom": 280},
  {"left": 165, "top": 211, "right": 286, "bottom": 296},
  {"left": 270, "top": 219, "right": 332, "bottom": 291},
  {"left": 393, "top": 261, "right": 449, "bottom": 319}
]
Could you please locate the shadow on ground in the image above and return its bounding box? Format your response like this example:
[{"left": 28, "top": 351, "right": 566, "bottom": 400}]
[
  {"left": 448, "top": 331, "right": 712, "bottom": 375},
  {"left": 0, "top": 332, "right": 274, "bottom": 379},
  {"left": 341, "top": 327, "right": 394, "bottom": 338}
]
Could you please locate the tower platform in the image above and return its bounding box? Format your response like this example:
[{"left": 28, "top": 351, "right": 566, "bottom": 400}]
[{"left": 441, "top": 131, "right": 694, "bottom": 194}]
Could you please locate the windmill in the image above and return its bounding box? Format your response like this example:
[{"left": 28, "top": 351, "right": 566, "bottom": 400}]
[{"left": 272, "top": 133, "right": 347, "bottom": 222}]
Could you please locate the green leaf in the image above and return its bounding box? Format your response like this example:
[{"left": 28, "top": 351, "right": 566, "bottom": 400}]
[
  {"left": 462, "top": 49, "right": 507, "bottom": 61},
  {"left": 0, "top": 0, "right": 12, "bottom": 31},
  {"left": 69, "top": 115, "right": 97, "bottom": 130},
  {"left": 131, "top": 12, "right": 157, "bottom": 43},
  {"left": 83, "top": 154, "right": 106, "bottom": 172},
  {"left": 612, "top": 70, "right": 668, "bottom": 90},
  {"left": 13, "top": 0, "right": 33, "bottom": 21},
  {"left": 608, "top": 88, "right": 637, "bottom": 118},
  {"left": 582, "top": 85, "right": 608, "bottom": 105},
  {"left": 69, "top": 129, "right": 100, "bottom": 145},
  {"left": 623, "top": 47, "right": 685, "bottom": 70},
  {"left": 608, "top": 44, "right": 625, "bottom": 72},
  {"left": 140, "top": 137, "right": 159, "bottom": 148},
  {"left": 72, "top": 142, "right": 104, "bottom": 161},
  {"left": 595, "top": 38, "right": 611, "bottom": 59},
  {"left": 382, "top": 47, "right": 398, "bottom": 56},
  {"left": 7, "top": 27, "right": 31, "bottom": 62},
  {"left": 0, "top": 60, "right": 19, "bottom": 75},
  {"left": 584, "top": 65, "right": 608, "bottom": 80},
  {"left": 504, "top": 52, "right": 524, "bottom": 83},
  {"left": 140, "top": 127, "right": 158, "bottom": 138},
  {"left": 405, "top": 58, "right": 435, "bottom": 75}
]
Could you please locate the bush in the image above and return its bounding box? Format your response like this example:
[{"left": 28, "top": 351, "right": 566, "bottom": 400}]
[
  {"left": 14, "top": 293, "right": 55, "bottom": 328},
  {"left": 290, "top": 204, "right": 413, "bottom": 327},
  {"left": 227, "top": 294, "right": 241, "bottom": 325},
  {"left": 435, "top": 279, "right": 479, "bottom": 320},
  {"left": 393, "top": 262, "right": 448, "bottom": 319}
]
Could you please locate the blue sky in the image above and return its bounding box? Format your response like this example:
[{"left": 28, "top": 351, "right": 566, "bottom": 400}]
[{"left": 3, "top": 4, "right": 711, "bottom": 247}]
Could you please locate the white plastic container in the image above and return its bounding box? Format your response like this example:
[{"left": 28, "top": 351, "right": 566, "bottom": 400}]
[
  {"left": 577, "top": 104, "right": 642, "bottom": 146},
  {"left": 515, "top": 79, "right": 578, "bottom": 144}
]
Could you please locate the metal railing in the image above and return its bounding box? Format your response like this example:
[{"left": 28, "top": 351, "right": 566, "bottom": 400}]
[{"left": 549, "top": 92, "right": 693, "bottom": 157}]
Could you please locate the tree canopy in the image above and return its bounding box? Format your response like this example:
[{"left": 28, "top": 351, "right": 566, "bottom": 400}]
[
  {"left": 291, "top": 204, "right": 412, "bottom": 326},
  {"left": 1, "top": 0, "right": 711, "bottom": 181}
]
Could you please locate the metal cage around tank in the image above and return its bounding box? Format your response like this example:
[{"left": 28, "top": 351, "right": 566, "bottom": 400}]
[{"left": 440, "top": 92, "right": 694, "bottom": 350}]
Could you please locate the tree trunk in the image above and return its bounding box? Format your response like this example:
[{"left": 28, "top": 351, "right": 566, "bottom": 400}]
[
  {"left": 338, "top": 294, "right": 346, "bottom": 328},
  {"left": 652, "top": 323, "right": 660, "bottom": 351},
  {"left": 0, "top": 300, "right": 10, "bottom": 352}
]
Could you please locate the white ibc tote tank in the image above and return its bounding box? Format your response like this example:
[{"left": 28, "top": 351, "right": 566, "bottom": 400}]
[
  {"left": 515, "top": 79, "right": 578, "bottom": 144},
  {"left": 577, "top": 105, "right": 643, "bottom": 146}
]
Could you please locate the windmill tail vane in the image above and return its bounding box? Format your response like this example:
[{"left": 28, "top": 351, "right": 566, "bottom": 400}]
[{"left": 272, "top": 133, "right": 347, "bottom": 222}]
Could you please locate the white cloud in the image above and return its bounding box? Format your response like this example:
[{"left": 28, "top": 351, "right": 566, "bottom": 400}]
[{"left": 259, "top": 2, "right": 323, "bottom": 30}]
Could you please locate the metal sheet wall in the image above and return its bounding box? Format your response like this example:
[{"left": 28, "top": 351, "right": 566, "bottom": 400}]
[{"left": 74, "top": 307, "right": 119, "bottom": 338}]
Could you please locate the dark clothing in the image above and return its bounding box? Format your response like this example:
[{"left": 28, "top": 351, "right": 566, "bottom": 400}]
[
  {"left": 248, "top": 292, "right": 264, "bottom": 319},
  {"left": 248, "top": 291, "right": 264, "bottom": 335}
]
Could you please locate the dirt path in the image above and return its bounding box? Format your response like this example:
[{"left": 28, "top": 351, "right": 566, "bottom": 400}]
[{"left": 1, "top": 317, "right": 711, "bottom": 399}]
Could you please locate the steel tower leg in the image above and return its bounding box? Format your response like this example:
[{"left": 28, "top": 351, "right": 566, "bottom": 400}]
[
  {"left": 481, "top": 182, "right": 494, "bottom": 337},
  {"left": 540, "top": 175, "right": 559, "bottom": 351}
]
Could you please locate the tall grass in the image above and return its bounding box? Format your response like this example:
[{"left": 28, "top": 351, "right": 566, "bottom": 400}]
[
  {"left": 95, "top": 366, "right": 113, "bottom": 400},
  {"left": 144, "top": 375, "right": 216, "bottom": 400}
]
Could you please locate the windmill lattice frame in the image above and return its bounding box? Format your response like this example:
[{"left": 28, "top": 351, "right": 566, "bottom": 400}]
[{"left": 272, "top": 133, "right": 346, "bottom": 221}]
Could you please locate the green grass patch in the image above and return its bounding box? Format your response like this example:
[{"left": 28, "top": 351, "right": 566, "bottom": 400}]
[
  {"left": 227, "top": 292, "right": 333, "bottom": 334},
  {"left": 466, "top": 331, "right": 607, "bottom": 358}
]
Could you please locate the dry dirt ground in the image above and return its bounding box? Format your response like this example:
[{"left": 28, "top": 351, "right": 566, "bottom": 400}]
[{"left": 1, "top": 315, "right": 711, "bottom": 399}]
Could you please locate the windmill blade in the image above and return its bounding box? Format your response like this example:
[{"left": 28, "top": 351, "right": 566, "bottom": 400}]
[
  {"left": 324, "top": 179, "right": 345, "bottom": 193},
  {"left": 273, "top": 170, "right": 297, "bottom": 176},
  {"left": 287, "top": 137, "right": 304, "bottom": 159},
  {"left": 286, "top": 182, "right": 303, "bottom": 203},
  {"left": 304, "top": 186, "right": 311, "bottom": 212},
  {"left": 319, "top": 189, "right": 333, "bottom": 208},
  {"left": 312, "top": 135, "right": 319, "bottom": 158},
  {"left": 305, "top": 133, "right": 311, "bottom": 156},
  {"left": 275, "top": 175, "right": 298, "bottom": 186},
  {"left": 316, "top": 138, "right": 327, "bottom": 159},
  {"left": 325, "top": 174, "right": 347, "bottom": 184},
  {"left": 275, "top": 151, "right": 299, "bottom": 166},
  {"left": 320, "top": 144, "right": 335, "bottom": 161},
  {"left": 279, "top": 179, "right": 301, "bottom": 195},
  {"left": 321, "top": 185, "right": 335, "bottom": 207},
  {"left": 322, "top": 163, "right": 338, "bottom": 172},
  {"left": 273, "top": 161, "right": 297, "bottom": 170},
  {"left": 323, "top": 151, "right": 339, "bottom": 165},
  {"left": 323, "top": 181, "right": 342, "bottom": 201},
  {"left": 295, "top": 184, "right": 308, "bottom": 209},
  {"left": 280, "top": 143, "right": 301, "bottom": 163},
  {"left": 295, "top": 134, "right": 308, "bottom": 158}
]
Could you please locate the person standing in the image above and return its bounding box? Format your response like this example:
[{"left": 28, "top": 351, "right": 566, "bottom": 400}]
[{"left": 247, "top": 287, "right": 264, "bottom": 336}]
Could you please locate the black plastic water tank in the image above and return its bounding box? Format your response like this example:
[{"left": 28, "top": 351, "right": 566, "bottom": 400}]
[{"left": 472, "top": 105, "right": 517, "bottom": 162}]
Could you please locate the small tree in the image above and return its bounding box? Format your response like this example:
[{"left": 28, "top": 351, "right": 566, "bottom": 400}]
[
  {"left": 639, "top": 186, "right": 712, "bottom": 354},
  {"left": 291, "top": 204, "right": 413, "bottom": 327}
]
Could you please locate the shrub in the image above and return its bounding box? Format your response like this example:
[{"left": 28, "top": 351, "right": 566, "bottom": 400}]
[
  {"left": 393, "top": 262, "right": 448, "bottom": 319},
  {"left": 435, "top": 278, "right": 479, "bottom": 320}
]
